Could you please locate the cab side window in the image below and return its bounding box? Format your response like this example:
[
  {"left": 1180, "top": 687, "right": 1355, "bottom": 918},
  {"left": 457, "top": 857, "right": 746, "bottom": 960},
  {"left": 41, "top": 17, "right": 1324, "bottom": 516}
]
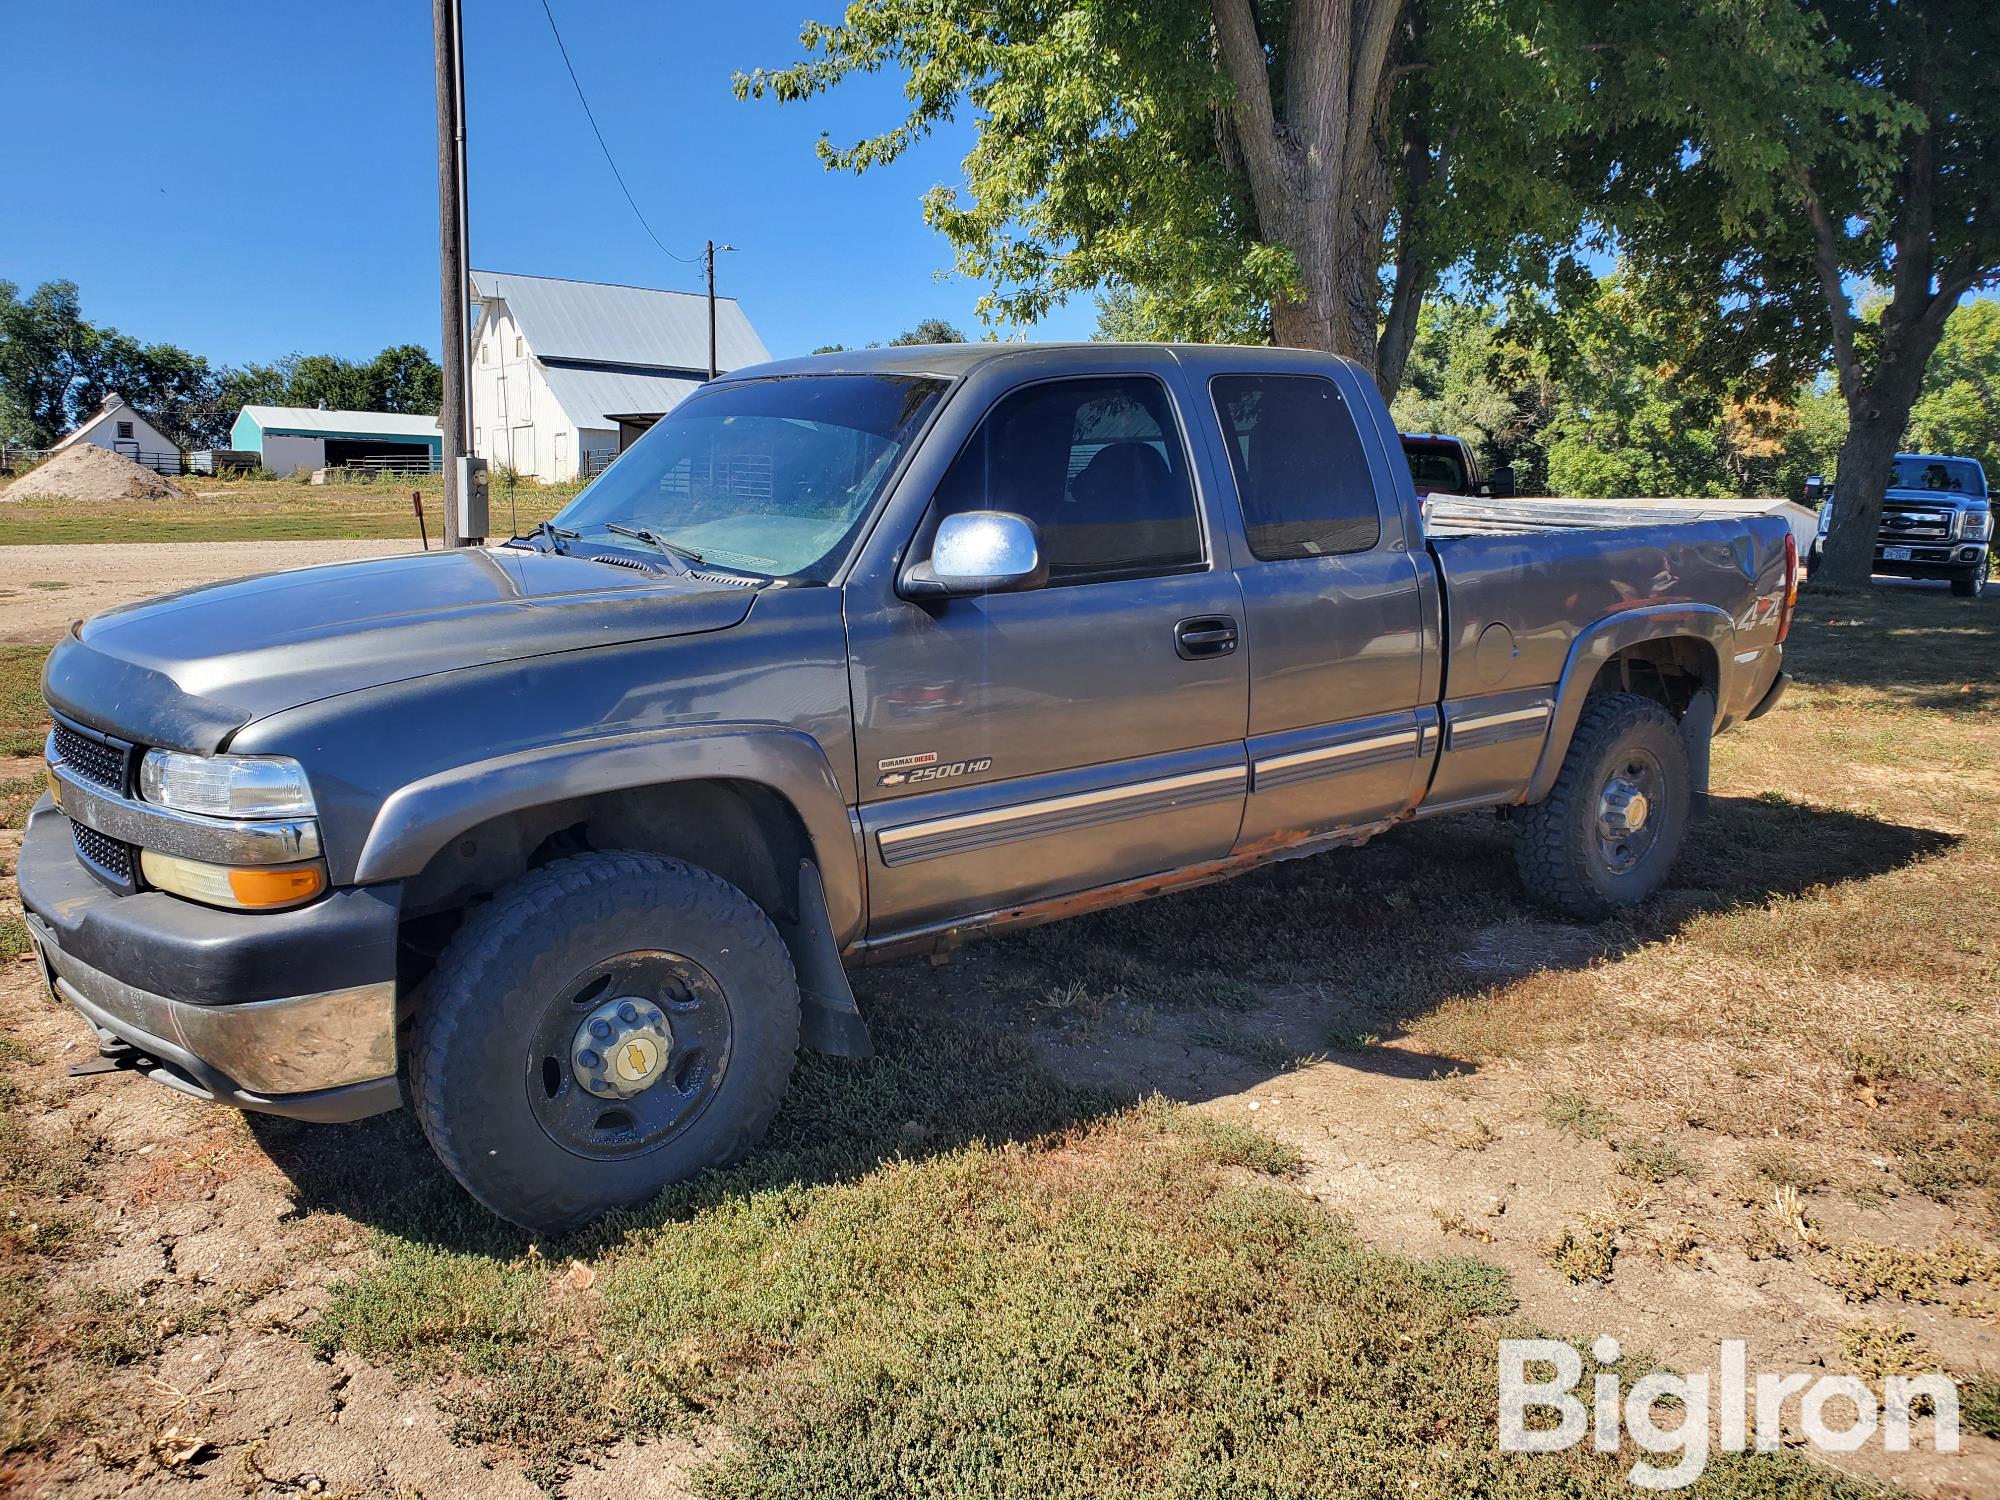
[
  {"left": 930, "top": 376, "right": 1204, "bottom": 586},
  {"left": 1211, "top": 375, "right": 1381, "bottom": 559}
]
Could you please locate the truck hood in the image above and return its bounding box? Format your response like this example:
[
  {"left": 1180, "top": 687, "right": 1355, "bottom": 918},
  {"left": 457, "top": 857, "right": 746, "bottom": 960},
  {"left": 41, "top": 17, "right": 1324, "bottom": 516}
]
[
  {"left": 44, "top": 546, "right": 759, "bottom": 752},
  {"left": 1882, "top": 485, "right": 1985, "bottom": 508}
]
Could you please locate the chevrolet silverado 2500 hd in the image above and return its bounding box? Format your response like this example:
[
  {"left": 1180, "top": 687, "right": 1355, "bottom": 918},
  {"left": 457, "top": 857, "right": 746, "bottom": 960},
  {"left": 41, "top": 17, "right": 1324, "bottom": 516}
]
[{"left": 19, "top": 344, "right": 1797, "bottom": 1231}]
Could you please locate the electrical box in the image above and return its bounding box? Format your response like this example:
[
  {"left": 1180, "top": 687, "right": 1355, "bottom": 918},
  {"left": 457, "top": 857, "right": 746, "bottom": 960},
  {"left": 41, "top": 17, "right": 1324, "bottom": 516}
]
[{"left": 455, "top": 455, "right": 490, "bottom": 542}]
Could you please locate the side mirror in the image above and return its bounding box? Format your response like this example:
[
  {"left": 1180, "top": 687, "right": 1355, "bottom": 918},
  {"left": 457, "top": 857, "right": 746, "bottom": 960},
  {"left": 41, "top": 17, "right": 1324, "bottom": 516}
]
[
  {"left": 1487, "top": 466, "right": 1518, "bottom": 500},
  {"left": 901, "top": 511, "right": 1048, "bottom": 599},
  {"left": 1802, "top": 476, "right": 1825, "bottom": 504}
]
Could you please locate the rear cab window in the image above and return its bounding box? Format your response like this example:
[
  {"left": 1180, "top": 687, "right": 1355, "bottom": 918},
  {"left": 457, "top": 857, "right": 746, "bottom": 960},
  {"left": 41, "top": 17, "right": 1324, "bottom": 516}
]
[
  {"left": 929, "top": 376, "right": 1206, "bottom": 586},
  {"left": 1210, "top": 374, "right": 1381, "bottom": 558}
]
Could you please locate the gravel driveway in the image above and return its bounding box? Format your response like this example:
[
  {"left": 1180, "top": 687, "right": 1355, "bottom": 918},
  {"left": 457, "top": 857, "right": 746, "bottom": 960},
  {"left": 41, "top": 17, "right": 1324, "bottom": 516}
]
[{"left": 0, "top": 540, "right": 410, "bottom": 643}]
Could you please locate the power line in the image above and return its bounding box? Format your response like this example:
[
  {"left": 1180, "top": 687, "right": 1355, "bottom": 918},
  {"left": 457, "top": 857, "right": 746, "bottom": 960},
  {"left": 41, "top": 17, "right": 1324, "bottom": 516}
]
[{"left": 537, "top": 0, "right": 702, "bottom": 265}]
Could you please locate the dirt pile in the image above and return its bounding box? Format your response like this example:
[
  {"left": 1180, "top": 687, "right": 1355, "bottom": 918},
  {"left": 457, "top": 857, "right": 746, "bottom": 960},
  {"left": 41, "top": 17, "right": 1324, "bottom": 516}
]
[{"left": 1, "top": 442, "right": 184, "bottom": 502}]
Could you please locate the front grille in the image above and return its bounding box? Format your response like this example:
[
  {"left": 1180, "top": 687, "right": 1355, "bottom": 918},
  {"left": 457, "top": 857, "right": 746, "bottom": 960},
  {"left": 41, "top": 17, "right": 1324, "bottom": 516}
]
[
  {"left": 50, "top": 714, "right": 135, "bottom": 794},
  {"left": 71, "top": 820, "right": 137, "bottom": 889},
  {"left": 1878, "top": 504, "right": 1956, "bottom": 543}
]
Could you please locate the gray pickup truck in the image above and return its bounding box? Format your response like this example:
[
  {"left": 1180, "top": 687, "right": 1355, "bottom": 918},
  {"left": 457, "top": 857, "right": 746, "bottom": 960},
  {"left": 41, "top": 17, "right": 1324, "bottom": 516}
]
[{"left": 19, "top": 344, "right": 1796, "bottom": 1231}]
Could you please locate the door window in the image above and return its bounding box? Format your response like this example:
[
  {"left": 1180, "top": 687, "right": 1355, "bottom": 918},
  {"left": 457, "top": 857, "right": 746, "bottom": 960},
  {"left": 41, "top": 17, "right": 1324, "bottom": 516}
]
[
  {"left": 1210, "top": 375, "right": 1381, "bottom": 558},
  {"left": 930, "top": 376, "right": 1203, "bottom": 586}
]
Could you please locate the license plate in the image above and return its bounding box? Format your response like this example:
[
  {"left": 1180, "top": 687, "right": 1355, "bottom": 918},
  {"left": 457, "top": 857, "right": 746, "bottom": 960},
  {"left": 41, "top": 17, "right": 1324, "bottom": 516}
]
[{"left": 1882, "top": 546, "right": 1912, "bottom": 561}]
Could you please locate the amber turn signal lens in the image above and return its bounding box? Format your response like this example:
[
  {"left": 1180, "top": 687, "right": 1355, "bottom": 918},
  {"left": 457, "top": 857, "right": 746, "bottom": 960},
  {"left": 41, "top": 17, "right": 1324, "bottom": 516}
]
[
  {"left": 139, "top": 850, "right": 328, "bottom": 911},
  {"left": 227, "top": 863, "right": 327, "bottom": 908}
]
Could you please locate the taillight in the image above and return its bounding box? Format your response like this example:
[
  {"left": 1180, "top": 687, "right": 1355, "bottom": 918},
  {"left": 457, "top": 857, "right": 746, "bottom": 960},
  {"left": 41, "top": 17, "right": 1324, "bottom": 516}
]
[{"left": 1776, "top": 532, "right": 1799, "bottom": 643}]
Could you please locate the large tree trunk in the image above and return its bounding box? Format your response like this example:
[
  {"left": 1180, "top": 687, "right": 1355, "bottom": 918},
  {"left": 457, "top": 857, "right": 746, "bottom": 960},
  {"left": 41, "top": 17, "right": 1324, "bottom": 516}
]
[
  {"left": 1801, "top": 70, "right": 1984, "bottom": 591},
  {"left": 1210, "top": 0, "right": 1406, "bottom": 380},
  {"left": 1816, "top": 405, "right": 1900, "bottom": 587}
]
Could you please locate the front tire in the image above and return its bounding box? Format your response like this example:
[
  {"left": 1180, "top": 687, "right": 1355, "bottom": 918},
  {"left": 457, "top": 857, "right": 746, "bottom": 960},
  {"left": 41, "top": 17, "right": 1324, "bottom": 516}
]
[
  {"left": 1950, "top": 567, "right": 1987, "bottom": 599},
  {"left": 1514, "top": 693, "right": 1692, "bottom": 921},
  {"left": 409, "top": 851, "right": 800, "bottom": 1233}
]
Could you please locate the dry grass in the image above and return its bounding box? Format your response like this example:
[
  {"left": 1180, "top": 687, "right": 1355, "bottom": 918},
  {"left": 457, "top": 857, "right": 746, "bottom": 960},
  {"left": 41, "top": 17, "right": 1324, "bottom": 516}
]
[
  {"left": 0, "top": 477, "right": 572, "bottom": 546},
  {"left": 0, "top": 575, "right": 1991, "bottom": 1491}
]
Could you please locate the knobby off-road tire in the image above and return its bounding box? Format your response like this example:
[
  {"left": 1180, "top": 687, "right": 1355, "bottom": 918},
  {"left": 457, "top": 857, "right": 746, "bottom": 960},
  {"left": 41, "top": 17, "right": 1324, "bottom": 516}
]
[
  {"left": 1514, "top": 693, "right": 1692, "bottom": 922},
  {"left": 409, "top": 851, "right": 800, "bottom": 1233}
]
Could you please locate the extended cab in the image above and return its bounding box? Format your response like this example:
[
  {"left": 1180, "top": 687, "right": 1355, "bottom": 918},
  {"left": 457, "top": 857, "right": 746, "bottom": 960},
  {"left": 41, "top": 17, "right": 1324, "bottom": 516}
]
[
  {"left": 19, "top": 345, "right": 1796, "bottom": 1231},
  {"left": 1808, "top": 452, "right": 1993, "bottom": 598}
]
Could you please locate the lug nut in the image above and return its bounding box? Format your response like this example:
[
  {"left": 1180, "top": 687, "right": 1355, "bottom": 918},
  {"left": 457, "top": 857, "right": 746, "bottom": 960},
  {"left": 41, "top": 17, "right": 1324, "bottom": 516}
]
[
  {"left": 617, "top": 1001, "right": 639, "bottom": 1023},
  {"left": 590, "top": 1019, "right": 613, "bottom": 1040},
  {"left": 578, "top": 1049, "right": 601, "bottom": 1069}
]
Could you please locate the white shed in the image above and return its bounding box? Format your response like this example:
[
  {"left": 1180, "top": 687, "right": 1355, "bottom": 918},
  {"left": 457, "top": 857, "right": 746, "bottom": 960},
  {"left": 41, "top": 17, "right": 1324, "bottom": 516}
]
[
  {"left": 51, "top": 393, "right": 180, "bottom": 470},
  {"left": 468, "top": 270, "right": 770, "bottom": 481}
]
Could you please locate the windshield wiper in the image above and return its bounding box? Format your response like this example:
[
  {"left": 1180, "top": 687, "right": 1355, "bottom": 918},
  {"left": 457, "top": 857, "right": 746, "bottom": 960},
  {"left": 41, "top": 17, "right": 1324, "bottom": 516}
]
[
  {"left": 524, "top": 520, "right": 578, "bottom": 555},
  {"left": 603, "top": 522, "right": 704, "bottom": 575}
]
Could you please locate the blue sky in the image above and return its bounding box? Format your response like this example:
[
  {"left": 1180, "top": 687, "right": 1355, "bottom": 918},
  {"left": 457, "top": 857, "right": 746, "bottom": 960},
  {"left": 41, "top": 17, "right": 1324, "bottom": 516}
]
[{"left": 0, "top": 1, "right": 1098, "bottom": 369}]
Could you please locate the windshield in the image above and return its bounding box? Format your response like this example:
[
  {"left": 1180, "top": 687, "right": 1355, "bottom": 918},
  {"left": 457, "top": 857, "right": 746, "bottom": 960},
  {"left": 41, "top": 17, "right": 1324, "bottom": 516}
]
[
  {"left": 1891, "top": 456, "right": 1986, "bottom": 496},
  {"left": 552, "top": 374, "right": 946, "bottom": 581}
]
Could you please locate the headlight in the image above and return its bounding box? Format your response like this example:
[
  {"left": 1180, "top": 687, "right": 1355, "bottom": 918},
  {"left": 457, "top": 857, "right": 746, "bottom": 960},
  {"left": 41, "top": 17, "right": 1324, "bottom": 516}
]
[
  {"left": 140, "top": 750, "right": 316, "bottom": 818},
  {"left": 1961, "top": 511, "right": 1993, "bottom": 542}
]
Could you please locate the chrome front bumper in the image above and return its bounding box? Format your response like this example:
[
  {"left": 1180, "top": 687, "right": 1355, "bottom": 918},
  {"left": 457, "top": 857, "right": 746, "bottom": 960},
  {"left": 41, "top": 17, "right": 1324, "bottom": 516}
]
[
  {"left": 26, "top": 916, "right": 401, "bottom": 1121},
  {"left": 17, "top": 794, "right": 403, "bottom": 1124},
  {"left": 25, "top": 912, "right": 402, "bottom": 1120}
]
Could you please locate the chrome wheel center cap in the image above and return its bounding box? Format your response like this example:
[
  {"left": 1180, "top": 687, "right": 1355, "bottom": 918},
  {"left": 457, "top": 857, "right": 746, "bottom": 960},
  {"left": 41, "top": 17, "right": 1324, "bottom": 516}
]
[
  {"left": 1599, "top": 780, "right": 1650, "bottom": 837},
  {"left": 571, "top": 996, "right": 674, "bottom": 1099}
]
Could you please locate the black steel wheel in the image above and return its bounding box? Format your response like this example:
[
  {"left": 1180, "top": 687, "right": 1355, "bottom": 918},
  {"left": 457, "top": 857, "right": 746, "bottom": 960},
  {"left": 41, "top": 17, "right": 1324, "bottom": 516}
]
[
  {"left": 410, "top": 851, "right": 800, "bottom": 1233},
  {"left": 1515, "top": 693, "right": 1692, "bottom": 921}
]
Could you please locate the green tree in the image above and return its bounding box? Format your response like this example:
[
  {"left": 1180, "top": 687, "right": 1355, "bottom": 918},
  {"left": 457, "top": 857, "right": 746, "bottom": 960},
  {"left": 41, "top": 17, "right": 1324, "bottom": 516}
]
[
  {"left": 0, "top": 279, "right": 100, "bottom": 446},
  {"left": 737, "top": 0, "right": 1596, "bottom": 390},
  {"left": 1903, "top": 298, "right": 2000, "bottom": 476},
  {"left": 1584, "top": 0, "right": 1999, "bottom": 587},
  {"left": 889, "top": 318, "right": 967, "bottom": 346},
  {"left": 367, "top": 343, "right": 444, "bottom": 414},
  {"left": 0, "top": 278, "right": 229, "bottom": 449}
]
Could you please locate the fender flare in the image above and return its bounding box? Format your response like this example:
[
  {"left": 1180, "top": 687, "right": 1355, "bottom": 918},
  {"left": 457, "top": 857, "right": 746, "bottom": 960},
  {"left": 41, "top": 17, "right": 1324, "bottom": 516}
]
[
  {"left": 1524, "top": 604, "right": 1735, "bottom": 805},
  {"left": 352, "top": 723, "right": 866, "bottom": 945}
]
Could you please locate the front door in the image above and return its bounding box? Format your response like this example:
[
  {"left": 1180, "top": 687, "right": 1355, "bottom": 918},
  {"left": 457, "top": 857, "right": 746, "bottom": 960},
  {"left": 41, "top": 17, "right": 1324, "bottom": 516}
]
[{"left": 846, "top": 373, "right": 1250, "bottom": 938}]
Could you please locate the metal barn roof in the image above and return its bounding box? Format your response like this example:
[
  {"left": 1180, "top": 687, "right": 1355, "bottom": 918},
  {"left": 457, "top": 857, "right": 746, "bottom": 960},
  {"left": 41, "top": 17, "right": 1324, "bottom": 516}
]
[
  {"left": 238, "top": 406, "right": 443, "bottom": 438},
  {"left": 537, "top": 365, "right": 704, "bottom": 430},
  {"left": 470, "top": 270, "right": 770, "bottom": 374}
]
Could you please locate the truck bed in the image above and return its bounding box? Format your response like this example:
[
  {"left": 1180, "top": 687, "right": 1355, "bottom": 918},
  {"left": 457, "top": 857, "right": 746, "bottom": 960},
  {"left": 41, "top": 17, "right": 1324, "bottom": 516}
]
[{"left": 1426, "top": 494, "right": 1818, "bottom": 553}]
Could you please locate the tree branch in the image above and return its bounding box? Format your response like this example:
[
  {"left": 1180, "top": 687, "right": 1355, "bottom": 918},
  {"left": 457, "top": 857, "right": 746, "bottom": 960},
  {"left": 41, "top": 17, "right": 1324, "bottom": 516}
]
[
  {"left": 1211, "top": 0, "right": 1285, "bottom": 191},
  {"left": 1800, "top": 169, "right": 1862, "bottom": 398},
  {"left": 1341, "top": 0, "right": 1408, "bottom": 201}
]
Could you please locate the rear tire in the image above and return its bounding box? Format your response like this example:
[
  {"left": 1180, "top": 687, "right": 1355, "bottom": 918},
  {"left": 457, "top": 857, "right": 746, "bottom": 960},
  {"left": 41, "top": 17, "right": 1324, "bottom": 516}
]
[
  {"left": 409, "top": 851, "right": 800, "bottom": 1234},
  {"left": 1514, "top": 693, "right": 1692, "bottom": 921},
  {"left": 1950, "top": 567, "right": 1986, "bottom": 599}
]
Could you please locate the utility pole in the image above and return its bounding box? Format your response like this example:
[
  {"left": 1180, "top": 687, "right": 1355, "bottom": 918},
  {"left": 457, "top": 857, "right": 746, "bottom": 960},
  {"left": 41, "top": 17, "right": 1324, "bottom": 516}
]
[
  {"left": 705, "top": 239, "right": 718, "bottom": 381},
  {"left": 433, "top": 0, "right": 472, "bottom": 544},
  {"left": 704, "top": 241, "right": 735, "bottom": 381}
]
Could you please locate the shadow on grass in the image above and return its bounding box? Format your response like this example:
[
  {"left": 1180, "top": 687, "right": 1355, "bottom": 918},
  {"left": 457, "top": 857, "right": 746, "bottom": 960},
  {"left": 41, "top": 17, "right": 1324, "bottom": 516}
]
[
  {"left": 246, "top": 993, "right": 1134, "bottom": 1257},
  {"left": 247, "top": 787, "right": 1954, "bottom": 1253},
  {"left": 1789, "top": 578, "right": 1999, "bottom": 711}
]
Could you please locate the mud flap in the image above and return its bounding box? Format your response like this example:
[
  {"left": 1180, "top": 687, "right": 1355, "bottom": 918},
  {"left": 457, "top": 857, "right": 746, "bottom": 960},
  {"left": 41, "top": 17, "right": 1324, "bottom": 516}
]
[
  {"left": 780, "top": 860, "right": 874, "bottom": 1058},
  {"left": 1680, "top": 687, "right": 1715, "bottom": 823}
]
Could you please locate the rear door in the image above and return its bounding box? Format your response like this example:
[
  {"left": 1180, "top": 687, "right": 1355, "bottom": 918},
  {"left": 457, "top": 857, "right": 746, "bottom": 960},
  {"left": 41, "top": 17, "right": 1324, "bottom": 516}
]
[
  {"left": 844, "top": 368, "right": 1249, "bottom": 938},
  {"left": 1203, "top": 367, "right": 1433, "bottom": 850}
]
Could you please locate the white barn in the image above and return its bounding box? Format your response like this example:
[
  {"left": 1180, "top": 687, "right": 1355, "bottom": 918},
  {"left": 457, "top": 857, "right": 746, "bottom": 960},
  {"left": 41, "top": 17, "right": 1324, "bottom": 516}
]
[
  {"left": 52, "top": 393, "right": 179, "bottom": 466},
  {"left": 468, "top": 270, "right": 770, "bottom": 481}
]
